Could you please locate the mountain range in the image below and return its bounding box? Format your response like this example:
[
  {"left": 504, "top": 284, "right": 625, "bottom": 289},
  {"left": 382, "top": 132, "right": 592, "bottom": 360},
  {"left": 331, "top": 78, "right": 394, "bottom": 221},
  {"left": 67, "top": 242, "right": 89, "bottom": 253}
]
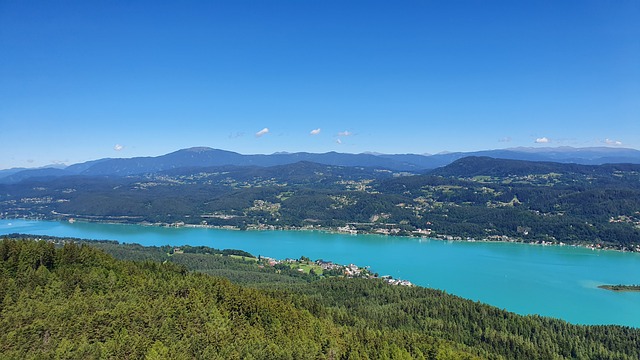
[{"left": 2, "top": 146, "right": 640, "bottom": 184}]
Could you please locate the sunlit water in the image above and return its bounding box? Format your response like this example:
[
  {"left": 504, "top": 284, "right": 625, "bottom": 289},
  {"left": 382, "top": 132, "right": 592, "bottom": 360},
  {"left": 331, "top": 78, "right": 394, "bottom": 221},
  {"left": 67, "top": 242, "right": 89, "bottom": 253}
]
[{"left": 2, "top": 219, "right": 639, "bottom": 327}]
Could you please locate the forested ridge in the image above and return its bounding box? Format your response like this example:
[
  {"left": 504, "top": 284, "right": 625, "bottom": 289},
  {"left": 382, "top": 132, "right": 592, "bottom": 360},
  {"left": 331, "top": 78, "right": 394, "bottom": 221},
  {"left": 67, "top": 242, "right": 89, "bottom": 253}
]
[
  {"left": 1, "top": 157, "right": 640, "bottom": 248},
  {"left": 2, "top": 237, "right": 639, "bottom": 359}
]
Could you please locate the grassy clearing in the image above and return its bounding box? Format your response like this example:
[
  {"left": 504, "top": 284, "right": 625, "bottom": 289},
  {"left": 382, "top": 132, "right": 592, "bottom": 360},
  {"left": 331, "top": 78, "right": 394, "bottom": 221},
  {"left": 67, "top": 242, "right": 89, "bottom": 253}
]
[
  {"left": 229, "top": 254, "right": 258, "bottom": 262},
  {"left": 289, "top": 263, "right": 323, "bottom": 275}
]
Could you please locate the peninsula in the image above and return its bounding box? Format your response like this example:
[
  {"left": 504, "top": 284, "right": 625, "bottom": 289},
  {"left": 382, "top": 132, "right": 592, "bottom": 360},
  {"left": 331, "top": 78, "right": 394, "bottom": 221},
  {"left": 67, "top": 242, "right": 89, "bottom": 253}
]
[{"left": 598, "top": 284, "right": 640, "bottom": 292}]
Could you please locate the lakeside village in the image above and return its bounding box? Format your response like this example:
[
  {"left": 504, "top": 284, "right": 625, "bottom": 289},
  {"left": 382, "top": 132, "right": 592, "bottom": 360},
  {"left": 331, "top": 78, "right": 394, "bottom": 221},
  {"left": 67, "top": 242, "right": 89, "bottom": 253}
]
[
  {"left": 260, "top": 256, "right": 415, "bottom": 287},
  {"left": 158, "top": 217, "right": 640, "bottom": 253},
  {"left": 172, "top": 247, "right": 414, "bottom": 286},
  {"left": 334, "top": 222, "right": 640, "bottom": 252}
]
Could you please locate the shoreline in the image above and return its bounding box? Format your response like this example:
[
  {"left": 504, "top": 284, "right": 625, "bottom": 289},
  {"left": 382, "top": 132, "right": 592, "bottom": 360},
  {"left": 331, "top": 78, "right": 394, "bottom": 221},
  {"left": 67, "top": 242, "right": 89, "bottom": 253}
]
[
  {"left": 598, "top": 284, "right": 640, "bottom": 292},
  {"left": 2, "top": 215, "right": 639, "bottom": 254}
]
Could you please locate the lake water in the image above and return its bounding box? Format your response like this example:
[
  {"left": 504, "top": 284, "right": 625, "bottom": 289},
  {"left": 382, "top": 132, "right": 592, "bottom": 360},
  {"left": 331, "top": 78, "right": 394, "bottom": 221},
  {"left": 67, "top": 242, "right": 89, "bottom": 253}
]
[{"left": 2, "top": 219, "right": 639, "bottom": 327}]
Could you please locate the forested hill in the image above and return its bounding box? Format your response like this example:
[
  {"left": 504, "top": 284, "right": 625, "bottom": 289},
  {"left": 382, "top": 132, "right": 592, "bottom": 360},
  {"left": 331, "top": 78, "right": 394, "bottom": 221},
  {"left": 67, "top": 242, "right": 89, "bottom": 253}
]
[
  {"left": 2, "top": 237, "right": 640, "bottom": 359},
  {"left": 429, "top": 156, "right": 640, "bottom": 178},
  {"left": 1, "top": 158, "right": 640, "bottom": 248}
]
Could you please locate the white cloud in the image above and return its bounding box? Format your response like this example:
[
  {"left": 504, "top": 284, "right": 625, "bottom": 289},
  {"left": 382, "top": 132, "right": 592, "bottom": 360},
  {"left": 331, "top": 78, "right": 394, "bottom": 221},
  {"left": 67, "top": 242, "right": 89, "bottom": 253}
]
[
  {"left": 337, "top": 130, "right": 352, "bottom": 137},
  {"left": 114, "top": 144, "right": 124, "bottom": 151},
  {"left": 604, "top": 138, "right": 623, "bottom": 146},
  {"left": 255, "top": 128, "right": 269, "bottom": 137},
  {"left": 499, "top": 137, "right": 512, "bottom": 143},
  {"left": 310, "top": 128, "right": 321, "bottom": 135},
  {"left": 535, "top": 137, "right": 550, "bottom": 144},
  {"left": 336, "top": 139, "right": 342, "bottom": 144}
]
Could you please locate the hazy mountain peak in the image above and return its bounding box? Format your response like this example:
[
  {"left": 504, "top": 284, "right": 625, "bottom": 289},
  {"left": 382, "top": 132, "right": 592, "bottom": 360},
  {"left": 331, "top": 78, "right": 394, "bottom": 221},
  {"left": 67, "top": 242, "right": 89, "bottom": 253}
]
[{"left": 182, "top": 146, "right": 215, "bottom": 152}]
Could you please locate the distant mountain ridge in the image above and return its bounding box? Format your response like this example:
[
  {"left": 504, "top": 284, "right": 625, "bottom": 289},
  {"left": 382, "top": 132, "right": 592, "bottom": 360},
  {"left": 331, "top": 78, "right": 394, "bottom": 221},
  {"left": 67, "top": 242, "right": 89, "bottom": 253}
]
[
  {"left": 429, "top": 156, "right": 640, "bottom": 178},
  {"left": 2, "top": 146, "right": 640, "bottom": 184},
  {"left": 71, "top": 148, "right": 419, "bottom": 176}
]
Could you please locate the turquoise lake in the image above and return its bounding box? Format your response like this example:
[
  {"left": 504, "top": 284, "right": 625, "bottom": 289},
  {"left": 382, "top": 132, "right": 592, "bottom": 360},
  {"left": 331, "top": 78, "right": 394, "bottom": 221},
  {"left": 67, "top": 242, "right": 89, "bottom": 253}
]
[{"left": 2, "top": 219, "right": 639, "bottom": 328}]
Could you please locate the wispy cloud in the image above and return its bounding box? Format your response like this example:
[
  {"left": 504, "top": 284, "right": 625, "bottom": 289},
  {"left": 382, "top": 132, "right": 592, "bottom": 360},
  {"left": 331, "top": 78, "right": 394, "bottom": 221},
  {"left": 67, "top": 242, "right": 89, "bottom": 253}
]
[
  {"left": 535, "top": 137, "right": 550, "bottom": 144},
  {"left": 499, "top": 137, "right": 512, "bottom": 143},
  {"left": 336, "top": 139, "right": 342, "bottom": 144},
  {"left": 337, "top": 130, "right": 352, "bottom": 137},
  {"left": 604, "top": 138, "right": 623, "bottom": 146},
  {"left": 228, "top": 132, "right": 245, "bottom": 139},
  {"left": 310, "top": 128, "right": 321, "bottom": 136},
  {"left": 114, "top": 144, "right": 124, "bottom": 151},
  {"left": 255, "top": 128, "right": 269, "bottom": 137}
]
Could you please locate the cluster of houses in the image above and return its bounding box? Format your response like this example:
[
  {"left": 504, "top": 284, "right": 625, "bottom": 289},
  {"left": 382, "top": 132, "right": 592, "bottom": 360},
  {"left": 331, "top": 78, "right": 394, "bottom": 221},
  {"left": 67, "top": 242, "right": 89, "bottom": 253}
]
[
  {"left": 315, "top": 259, "right": 344, "bottom": 272},
  {"left": 257, "top": 256, "right": 414, "bottom": 286},
  {"left": 336, "top": 225, "right": 358, "bottom": 234},
  {"left": 609, "top": 214, "right": 640, "bottom": 228},
  {"left": 336, "top": 223, "right": 433, "bottom": 237},
  {"left": 381, "top": 276, "right": 413, "bottom": 286}
]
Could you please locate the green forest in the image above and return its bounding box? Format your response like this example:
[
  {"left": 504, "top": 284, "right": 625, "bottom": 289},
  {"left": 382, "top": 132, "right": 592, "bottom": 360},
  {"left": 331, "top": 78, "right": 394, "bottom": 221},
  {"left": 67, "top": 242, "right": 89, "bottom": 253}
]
[{"left": 2, "top": 237, "right": 639, "bottom": 359}]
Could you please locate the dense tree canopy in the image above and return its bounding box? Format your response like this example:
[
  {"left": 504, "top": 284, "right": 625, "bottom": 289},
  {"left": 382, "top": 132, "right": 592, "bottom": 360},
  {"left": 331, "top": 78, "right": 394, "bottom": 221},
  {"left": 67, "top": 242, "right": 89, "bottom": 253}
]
[{"left": 2, "top": 237, "right": 639, "bottom": 359}]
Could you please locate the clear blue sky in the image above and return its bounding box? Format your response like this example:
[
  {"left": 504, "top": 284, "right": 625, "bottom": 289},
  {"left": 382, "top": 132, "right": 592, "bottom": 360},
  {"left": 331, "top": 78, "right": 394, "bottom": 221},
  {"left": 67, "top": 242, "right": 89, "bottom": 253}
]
[{"left": 1, "top": 0, "right": 638, "bottom": 169}]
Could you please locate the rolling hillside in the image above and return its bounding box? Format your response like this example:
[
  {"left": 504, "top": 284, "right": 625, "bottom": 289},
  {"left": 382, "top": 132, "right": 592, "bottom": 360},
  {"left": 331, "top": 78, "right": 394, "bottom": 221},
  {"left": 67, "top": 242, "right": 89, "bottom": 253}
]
[{"left": 1, "top": 157, "right": 640, "bottom": 248}]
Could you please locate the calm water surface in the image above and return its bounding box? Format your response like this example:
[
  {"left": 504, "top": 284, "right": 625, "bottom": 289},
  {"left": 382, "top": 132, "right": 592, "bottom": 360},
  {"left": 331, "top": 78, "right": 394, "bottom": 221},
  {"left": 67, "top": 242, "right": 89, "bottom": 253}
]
[{"left": 2, "top": 219, "right": 639, "bottom": 327}]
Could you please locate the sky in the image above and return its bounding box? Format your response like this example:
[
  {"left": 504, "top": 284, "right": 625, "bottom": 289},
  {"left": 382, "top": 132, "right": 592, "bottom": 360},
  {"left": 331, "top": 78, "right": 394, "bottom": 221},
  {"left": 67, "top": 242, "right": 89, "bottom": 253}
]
[{"left": 1, "top": 0, "right": 638, "bottom": 169}]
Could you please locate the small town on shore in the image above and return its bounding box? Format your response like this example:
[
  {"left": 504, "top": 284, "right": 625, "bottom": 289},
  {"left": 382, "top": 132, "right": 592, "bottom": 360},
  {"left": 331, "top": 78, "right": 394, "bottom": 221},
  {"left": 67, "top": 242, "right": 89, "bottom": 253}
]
[{"left": 181, "top": 250, "right": 417, "bottom": 287}]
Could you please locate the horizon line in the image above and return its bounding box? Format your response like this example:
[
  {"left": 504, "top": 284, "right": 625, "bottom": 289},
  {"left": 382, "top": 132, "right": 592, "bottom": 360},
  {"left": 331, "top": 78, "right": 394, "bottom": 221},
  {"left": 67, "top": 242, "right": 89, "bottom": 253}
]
[{"left": 2, "top": 145, "right": 640, "bottom": 171}]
